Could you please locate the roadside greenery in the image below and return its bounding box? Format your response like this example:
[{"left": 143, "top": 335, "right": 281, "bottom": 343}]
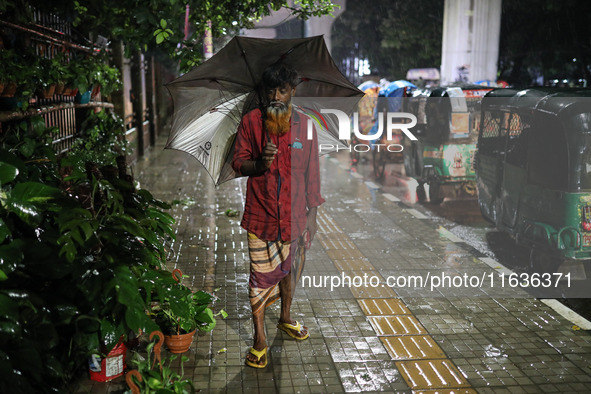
[
  {"left": 0, "top": 111, "right": 180, "bottom": 392},
  {"left": 151, "top": 271, "right": 227, "bottom": 335},
  {"left": 0, "top": 1, "right": 336, "bottom": 392},
  {"left": 331, "top": 0, "right": 443, "bottom": 81},
  {"left": 1, "top": 0, "right": 338, "bottom": 73}
]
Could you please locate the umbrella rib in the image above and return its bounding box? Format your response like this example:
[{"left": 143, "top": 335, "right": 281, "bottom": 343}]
[
  {"left": 235, "top": 38, "right": 258, "bottom": 88},
  {"left": 298, "top": 77, "right": 364, "bottom": 96},
  {"left": 280, "top": 39, "right": 310, "bottom": 60},
  {"left": 169, "top": 75, "right": 254, "bottom": 91}
]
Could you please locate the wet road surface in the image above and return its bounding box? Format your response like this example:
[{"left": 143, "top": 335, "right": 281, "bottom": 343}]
[{"left": 352, "top": 154, "right": 591, "bottom": 318}]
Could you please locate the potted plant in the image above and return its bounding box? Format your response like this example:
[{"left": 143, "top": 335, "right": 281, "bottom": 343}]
[
  {"left": 125, "top": 331, "right": 195, "bottom": 394},
  {"left": 0, "top": 48, "right": 36, "bottom": 109},
  {"left": 0, "top": 48, "right": 18, "bottom": 97},
  {"left": 70, "top": 55, "right": 97, "bottom": 103},
  {"left": 61, "top": 58, "right": 78, "bottom": 96},
  {"left": 49, "top": 53, "right": 70, "bottom": 95},
  {"left": 150, "top": 270, "right": 226, "bottom": 353},
  {"left": 36, "top": 56, "right": 61, "bottom": 98},
  {"left": 93, "top": 58, "right": 122, "bottom": 100}
]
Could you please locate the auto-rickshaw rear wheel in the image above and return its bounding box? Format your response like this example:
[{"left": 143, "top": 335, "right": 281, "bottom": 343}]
[
  {"left": 403, "top": 141, "right": 423, "bottom": 178},
  {"left": 403, "top": 145, "right": 416, "bottom": 177},
  {"left": 428, "top": 179, "right": 443, "bottom": 204},
  {"left": 423, "top": 167, "right": 443, "bottom": 204},
  {"left": 416, "top": 183, "right": 427, "bottom": 203}
]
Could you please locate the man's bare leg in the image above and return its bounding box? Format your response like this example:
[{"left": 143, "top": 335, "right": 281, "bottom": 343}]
[
  {"left": 246, "top": 301, "right": 267, "bottom": 366},
  {"left": 278, "top": 273, "right": 308, "bottom": 338}
]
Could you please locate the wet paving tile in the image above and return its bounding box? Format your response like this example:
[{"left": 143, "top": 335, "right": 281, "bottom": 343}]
[
  {"left": 325, "top": 335, "right": 391, "bottom": 363},
  {"left": 413, "top": 313, "right": 479, "bottom": 335},
  {"left": 310, "top": 299, "right": 366, "bottom": 317},
  {"left": 335, "top": 360, "right": 410, "bottom": 392},
  {"left": 317, "top": 315, "right": 377, "bottom": 338}
]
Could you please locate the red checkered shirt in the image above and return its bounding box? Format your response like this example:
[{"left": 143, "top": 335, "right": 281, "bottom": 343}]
[{"left": 232, "top": 107, "right": 325, "bottom": 242}]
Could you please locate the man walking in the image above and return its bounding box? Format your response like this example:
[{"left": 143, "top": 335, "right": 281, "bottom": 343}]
[{"left": 231, "top": 62, "right": 324, "bottom": 368}]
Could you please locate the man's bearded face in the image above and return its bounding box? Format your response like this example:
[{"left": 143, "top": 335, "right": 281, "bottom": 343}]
[{"left": 265, "top": 84, "right": 294, "bottom": 136}]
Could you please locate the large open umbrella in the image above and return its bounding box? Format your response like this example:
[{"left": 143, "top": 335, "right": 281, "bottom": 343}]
[{"left": 165, "top": 35, "right": 363, "bottom": 185}]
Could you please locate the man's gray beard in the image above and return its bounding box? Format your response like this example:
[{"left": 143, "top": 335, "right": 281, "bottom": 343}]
[{"left": 266, "top": 102, "right": 290, "bottom": 118}]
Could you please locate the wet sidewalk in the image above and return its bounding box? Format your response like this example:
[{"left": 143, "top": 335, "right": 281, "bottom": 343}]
[{"left": 78, "top": 136, "right": 591, "bottom": 393}]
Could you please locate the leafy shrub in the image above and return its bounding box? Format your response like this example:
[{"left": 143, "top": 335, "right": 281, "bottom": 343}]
[{"left": 0, "top": 112, "right": 179, "bottom": 393}]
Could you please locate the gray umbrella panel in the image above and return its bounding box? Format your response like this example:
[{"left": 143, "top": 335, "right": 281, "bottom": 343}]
[{"left": 166, "top": 88, "right": 248, "bottom": 183}]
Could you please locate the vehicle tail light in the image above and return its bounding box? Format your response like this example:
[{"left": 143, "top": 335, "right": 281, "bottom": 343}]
[{"left": 582, "top": 205, "right": 591, "bottom": 231}]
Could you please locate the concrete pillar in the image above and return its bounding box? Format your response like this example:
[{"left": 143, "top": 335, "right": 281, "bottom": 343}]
[{"left": 440, "top": 0, "right": 502, "bottom": 85}]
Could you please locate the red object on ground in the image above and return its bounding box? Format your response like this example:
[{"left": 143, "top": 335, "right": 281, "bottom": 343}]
[{"left": 89, "top": 341, "right": 127, "bottom": 382}]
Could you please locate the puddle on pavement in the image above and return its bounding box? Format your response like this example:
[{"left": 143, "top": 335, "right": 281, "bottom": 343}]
[
  {"left": 348, "top": 232, "right": 374, "bottom": 239},
  {"left": 483, "top": 344, "right": 508, "bottom": 358}
]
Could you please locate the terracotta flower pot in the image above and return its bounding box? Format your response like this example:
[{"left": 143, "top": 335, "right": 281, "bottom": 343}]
[
  {"left": 164, "top": 330, "right": 196, "bottom": 353},
  {"left": 39, "top": 84, "right": 56, "bottom": 99},
  {"left": 1, "top": 82, "right": 17, "bottom": 98},
  {"left": 55, "top": 83, "right": 65, "bottom": 95},
  {"left": 64, "top": 87, "right": 78, "bottom": 97},
  {"left": 91, "top": 84, "right": 101, "bottom": 100}
]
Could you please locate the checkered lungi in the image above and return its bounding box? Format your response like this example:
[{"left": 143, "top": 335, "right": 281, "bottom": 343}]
[{"left": 248, "top": 232, "right": 306, "bottom": 317}]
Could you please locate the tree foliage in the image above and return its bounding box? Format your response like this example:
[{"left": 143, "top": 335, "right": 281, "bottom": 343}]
[
  {"left": 331, "top": 0, "right": 444, "bottom": 82},
  {"left": 1, "top": 0, "right": 337, "bottom": 69},
  {"left": 499, "top": 0, "right": 591, "bottom": 86}
]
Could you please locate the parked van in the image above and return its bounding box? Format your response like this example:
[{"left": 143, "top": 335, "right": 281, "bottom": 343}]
[{"left": 476, "top": 87, "right": 591, "bottom": 268}]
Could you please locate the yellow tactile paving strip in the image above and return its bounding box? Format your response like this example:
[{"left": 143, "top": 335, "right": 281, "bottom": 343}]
[
  {"left": 358, "top": 298, "right": 410, "bottom": 315},
  {"left": 381, "top": 336, "right": 446, "bottom": 360},
  {"left": 326, "top": 249, "right": 368, "bottom": 262},
  {"left": 350, "top": 284, "right": 398, "bottom": 299},
  {"left": 332, "top": 257, "right": 376, "bottom": 272},
  {"left": 396, "top": 360, "right": 472, "bottom": 390},
  {"left": 316, "top": 208, "right": 473, "bottom": 392},
  {"left": 368, "top": 316, "right": 427, "bottom": 336}
]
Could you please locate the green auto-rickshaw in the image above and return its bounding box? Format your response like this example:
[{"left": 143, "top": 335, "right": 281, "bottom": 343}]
[
  {"left": 404, "top": 85, "right": 493, "bottom": 203},
  {"left": 476, "top": 87, "right": 591, "bottom": 270}
]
